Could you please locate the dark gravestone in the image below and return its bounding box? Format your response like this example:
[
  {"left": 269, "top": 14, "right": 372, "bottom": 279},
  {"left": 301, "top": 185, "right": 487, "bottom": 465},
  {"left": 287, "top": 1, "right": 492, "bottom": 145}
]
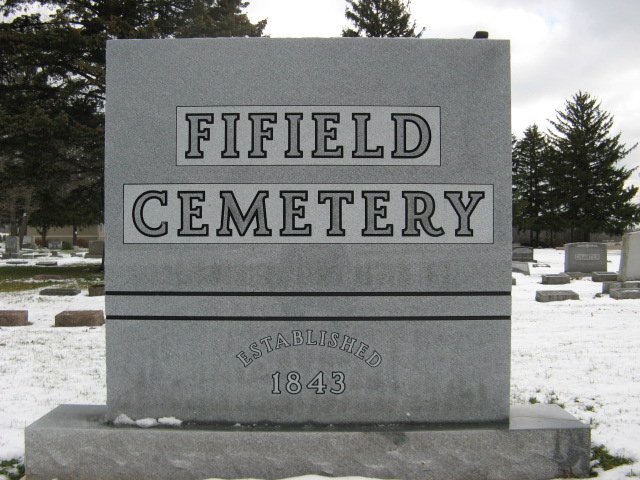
[
  {"left": 564, "top": 242, "right": 607, "bottom": 273},
  {"left": 88, "top": 284, "right": 105, "bottom": 297},
  {"left": 512, "top": 246, "right": 534, "bottom": 262},
  {"left": 40, "top": 288, "right": 81, "bottom": 296},
  {"left": 36, "top": 261, "right": 58, "bottom": 267},
  {"left": 34, "top": 275, "right": 69, "bottom": 281},
  {"left": 55, "top": 310, "right": 105, "bottom": 327},
  {"left": 86, "top": 240, "right": 104, "bottom": 259},
  {"left": 0, "top": 310, "right": 29, "bottom": 326},
  {"left": 6, "top": 236, "right": 19, "bottom": 254}
]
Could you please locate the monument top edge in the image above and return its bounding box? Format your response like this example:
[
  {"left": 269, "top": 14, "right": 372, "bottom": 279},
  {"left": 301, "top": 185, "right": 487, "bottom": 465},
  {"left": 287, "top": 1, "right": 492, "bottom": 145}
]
[{"left": 106, "top": 37, "right": 510, "bottom": 46}]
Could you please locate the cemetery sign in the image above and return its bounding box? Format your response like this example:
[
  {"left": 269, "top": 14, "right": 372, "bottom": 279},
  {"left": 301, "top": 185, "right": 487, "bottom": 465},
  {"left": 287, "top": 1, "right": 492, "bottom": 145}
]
[
  {"left": 104, "top": 38, "right": 512, "bottom": 425},
  {"left": 25, "top": 37, "right": 591, "bottom": 480}
]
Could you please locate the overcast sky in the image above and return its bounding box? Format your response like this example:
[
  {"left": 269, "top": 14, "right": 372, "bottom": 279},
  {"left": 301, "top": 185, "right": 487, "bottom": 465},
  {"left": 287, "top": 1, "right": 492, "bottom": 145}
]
[{"left": 245, "top": 0, "right": 640, "bottom": 186}]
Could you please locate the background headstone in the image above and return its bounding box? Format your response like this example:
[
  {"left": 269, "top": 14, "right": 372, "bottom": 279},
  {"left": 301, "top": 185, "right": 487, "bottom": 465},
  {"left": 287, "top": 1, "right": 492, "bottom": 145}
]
[
  {"left": 609, "top": 288, "right": 640, "bottom": 300},
  {"left": 6, "top": 236, "right": 19, "bottom": 254},
  {"left": 535, "top": 290, "right": 579, "bottom": 302},
  {"left": 48, "top": 241, "right": 62, "bottom": 250},
  {"left": 55, "top": 310, "right": 105, "bottom": 327},
  {"left": 86, "top": 240, "right": 104, "bottom": 259},
  {"left": 591, "top": 272, "right": 618, "bottom": 282},
  {"left": 0, "top": 310, "right": 29, "bottom": 327},
  {"left": 88, "top": 284, "right": 105, "bottom": 297},
  {"left": 541, "top": 273, "right": 570, "bottom": 285},
  {"left": 40, "top": 288, "right": 81, "bottom": 296},
  {"left": 618, "top": 231, "right": 640, "bottom": 281},
  {"left": 602, "top": 281, "right": 622, "bottom": 294},
  {"left": 564, "top": 242, "right": 607, "bottom": 273},
  {"left": 512, "top": 261, "right": 530, "bottom": 275},
  {"left": 512, "top": 246, "right": 534, "bottom": 262}
]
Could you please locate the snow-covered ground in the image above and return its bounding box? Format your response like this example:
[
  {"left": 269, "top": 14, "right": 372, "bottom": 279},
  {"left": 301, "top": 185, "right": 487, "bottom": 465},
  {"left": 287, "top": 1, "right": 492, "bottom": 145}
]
[{"left": 1, "top": 249, "right": 639, "bottom": 480}]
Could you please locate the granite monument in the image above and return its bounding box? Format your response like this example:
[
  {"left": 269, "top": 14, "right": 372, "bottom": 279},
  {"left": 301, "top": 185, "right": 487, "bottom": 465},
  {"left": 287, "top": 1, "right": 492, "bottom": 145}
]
[{"left": 25, "top": 38, "right": 590, "bottom": 480}]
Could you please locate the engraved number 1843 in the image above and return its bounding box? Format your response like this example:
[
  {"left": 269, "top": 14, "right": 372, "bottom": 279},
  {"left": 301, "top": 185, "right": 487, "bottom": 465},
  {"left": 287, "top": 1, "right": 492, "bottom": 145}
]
[{"left": 271, "top": 371, "right": 345, "bottom": 395}]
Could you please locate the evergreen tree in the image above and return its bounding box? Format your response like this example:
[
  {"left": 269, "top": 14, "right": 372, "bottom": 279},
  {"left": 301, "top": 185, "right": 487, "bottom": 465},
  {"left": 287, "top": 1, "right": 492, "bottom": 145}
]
[
  {"left": 342, "top": 0, "right": 424, "bottom": 38},
  {"left": 547, "top": 91, "right": 639, "bottom": 241},
  {"left": 0, "top": 0, "right": 266, "bottom": 244},
  {"left": 512, "top": 125, "right": 555, "bottom": 246}
]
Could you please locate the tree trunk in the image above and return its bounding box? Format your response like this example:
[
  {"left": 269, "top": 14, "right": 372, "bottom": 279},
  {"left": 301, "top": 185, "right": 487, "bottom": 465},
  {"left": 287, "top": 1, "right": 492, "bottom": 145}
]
[
  {"left": 72, "top": 224, "right": 78, "bottom": 246},
  {"left": 17, "top": 189, "right": 34, "bottom": 248},
  {"left": 40, "top": 227, "right": 49, "bottom": 248},
  {"left": 8, "top": 192, "right": 18, "bottom": 236}
]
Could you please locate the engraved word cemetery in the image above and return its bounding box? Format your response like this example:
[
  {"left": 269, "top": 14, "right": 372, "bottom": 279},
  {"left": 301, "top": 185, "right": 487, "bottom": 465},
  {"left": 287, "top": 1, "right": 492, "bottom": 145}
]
[{"left": 25, "top": 38, "right": 591, "bottom": 480}]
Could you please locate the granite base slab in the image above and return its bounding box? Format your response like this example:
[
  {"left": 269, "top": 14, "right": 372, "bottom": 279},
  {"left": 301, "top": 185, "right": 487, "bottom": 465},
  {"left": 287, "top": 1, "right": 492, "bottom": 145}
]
[{"left": 25, "top": 404, "right": 590, "bottom": 480}]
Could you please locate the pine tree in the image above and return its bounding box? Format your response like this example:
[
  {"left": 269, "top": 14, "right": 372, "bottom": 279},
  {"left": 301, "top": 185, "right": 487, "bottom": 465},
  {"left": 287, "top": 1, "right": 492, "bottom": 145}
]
[
  {"left": 0, "top": 0, "right": 266, "bottom": 244},
  {"left": 512, "top": 125, "right": 556, "bottom": 246},
  {"left": 342, "top": 0, "right": 424, "bottom": 38},
  {"left": 547, "top": 91, "right": 639, "bottom": 241}
]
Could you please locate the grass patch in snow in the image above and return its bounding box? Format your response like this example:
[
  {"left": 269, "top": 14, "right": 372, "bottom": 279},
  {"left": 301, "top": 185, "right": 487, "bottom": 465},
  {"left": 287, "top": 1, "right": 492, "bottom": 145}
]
[
  {"left": 0, "top": 459, "right": 24, "bottom": 480},
  {"left": 0, "top": 265, "right": 103, "bottom": 292},
  {"left": 591, "top": 444, "right": 634, "bottom": 474}
]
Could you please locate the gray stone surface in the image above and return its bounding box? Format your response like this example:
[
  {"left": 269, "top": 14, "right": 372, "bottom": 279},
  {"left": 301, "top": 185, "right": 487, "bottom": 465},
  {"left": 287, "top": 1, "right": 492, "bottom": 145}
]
[
  {"left": 512, "top": 261, "right": 530, "bottom": 275},
  {"left": 25, "top": 404, "right": 590, "bottom": 480},
  {"left": 512, "top": 246, "right": 534, "bottom": 262},
  {"left": 602, "top": 281, "right": 622, "bottom": 294},
  {"left": 535, "top": 290, "right": 580, "bottom": 303},
  {"left": 86, "top": 240, "right": 104, "bottom": 259},
  {"left": 40, "top": 288, "right": 81, "bottom": 296},
  {"left": 619, "top": 231, "right": 640, "bottom": 281},
  {"left": 0, "top": 310, "right": 29, "bottom": 327},
  {"left": 541, "top": 273, "right": 571, "bottom": 285},
  {"left": 55, "top": 310, "right": 105, "bottom": 327},
  {"left": 623, "top": 281, "right": 640, "bottom": 288},
  {"left": 512, "top": 277, "right": 516, "bottom": 285},
  {"left": 6, "top": 260, "right": 27, "bottom": 265},
  {"left": 105, "top": 38, "right": 512, "bottom": 424},
  {"left": 564, "top": 242, "right": 607, "bottom": 273},
  {"left": 609, "top": 288, "right": 640, "bottom": 300},
  {"left": 108, "top": 319, "right": 509, "bottom": 424},
  {"left": 591, "top": 271, "right": 618, "bottom": 282}
]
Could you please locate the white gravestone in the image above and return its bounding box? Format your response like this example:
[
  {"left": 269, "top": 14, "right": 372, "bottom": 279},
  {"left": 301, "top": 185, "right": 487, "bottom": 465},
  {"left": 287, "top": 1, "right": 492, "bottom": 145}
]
[{"left": 619, "top": 231, "right": 640, "bottom": 281}]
